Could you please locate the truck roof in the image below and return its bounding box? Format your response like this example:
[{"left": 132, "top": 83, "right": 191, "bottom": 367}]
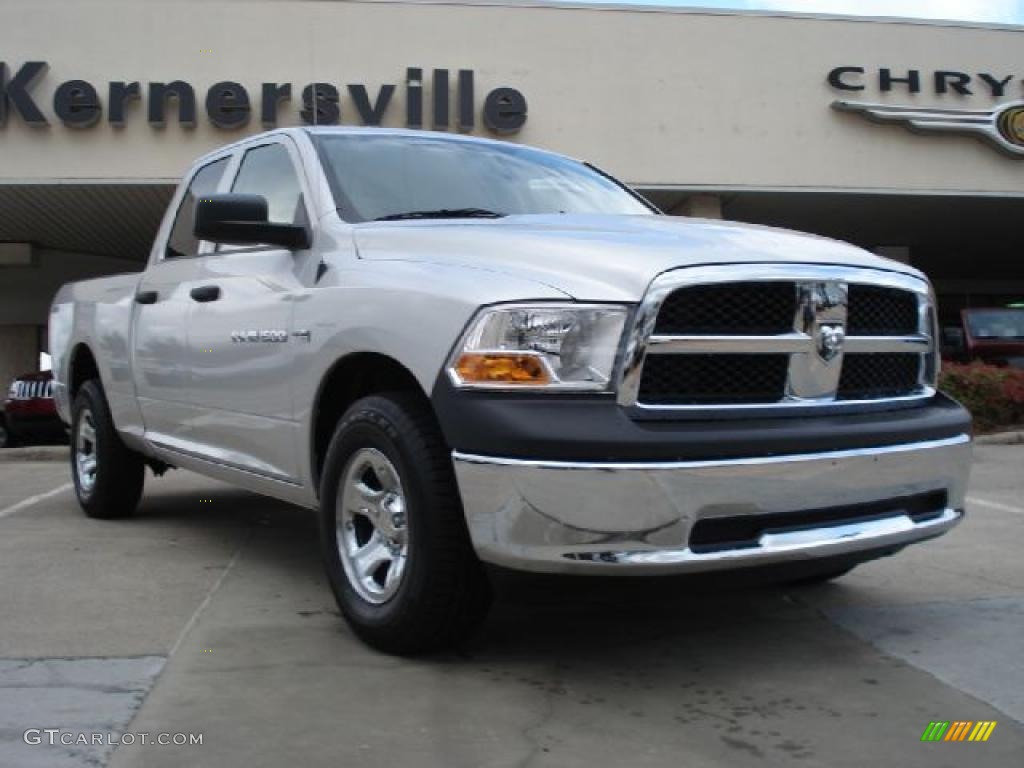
[{"left": 189, "top": 126, "right": 528, "bottom": 168}]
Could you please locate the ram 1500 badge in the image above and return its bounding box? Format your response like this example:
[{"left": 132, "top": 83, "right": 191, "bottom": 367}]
[{"left": 49, "top": 128, "right": 972, "bottom": 653}]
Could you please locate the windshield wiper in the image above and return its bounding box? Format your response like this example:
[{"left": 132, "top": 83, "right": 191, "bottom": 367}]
[{"left": 374, "top": 208, "right": 505, "bottom": 221}]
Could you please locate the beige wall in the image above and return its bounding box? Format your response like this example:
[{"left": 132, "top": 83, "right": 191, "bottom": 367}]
[{"left": 1, "top": 1, "right": 1022, "bottom": 194}]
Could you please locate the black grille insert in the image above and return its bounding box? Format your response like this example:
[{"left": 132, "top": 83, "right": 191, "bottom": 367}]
[
  {"left": 688, "top": 491, "right": 948, "bottom": 554},
  {"left": 638, "top": 354, "right": 789, "bottom": 405},
  {"left": 838, "top": 353, "right": 921, "bottom": 400},
  {"left": 654, "top": 282, "right": 796, "bottom": 336},
  {"left": 847, "top": 284, "right": 919, "bottom": 336}
]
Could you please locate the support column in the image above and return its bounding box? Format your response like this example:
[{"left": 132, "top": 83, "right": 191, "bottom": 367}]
[
  {"left": 668, "top": 194, "right": 723, "bottom": 220},
  {"left": 0, "top": 326, "right": 40, "bottom": 392}
]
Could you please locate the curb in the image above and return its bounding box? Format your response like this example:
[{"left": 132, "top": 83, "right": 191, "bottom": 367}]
[
  {"left": 974, "top": 430, "right": 1024, "bottom": 446},
  {"left": 0, "top": 446, "right": 70, "bottom": 462}
]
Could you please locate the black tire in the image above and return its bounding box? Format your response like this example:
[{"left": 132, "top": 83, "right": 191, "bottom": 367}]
[
  {"left": 319, "top": 393, "right": 491, "bottom": 654},
  {"left": 0, "top": 417, "right": 14, "bottom": 449},
  {"left": 71, "top": 380, "right": 145, "bottom": 519}
]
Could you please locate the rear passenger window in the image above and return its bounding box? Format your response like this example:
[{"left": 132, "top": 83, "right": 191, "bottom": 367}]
[
  {"left": 231, "top": 143, "right": 304, "bottom": 225},
  {"left": 165, "top": 157, "right": 229, "bottom": 258}
]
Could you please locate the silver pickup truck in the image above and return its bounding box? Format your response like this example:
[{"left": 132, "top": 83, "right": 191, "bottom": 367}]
[{"left": 50, "top": 128, "right": 972, "bottom": 653}]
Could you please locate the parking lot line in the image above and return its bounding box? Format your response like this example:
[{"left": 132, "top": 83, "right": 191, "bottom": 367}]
[
  {"left": 0, "top": 483, "right": 73, "bottom": 520},
  {"left": 967, "top": 496, "right": 1024, "bottom": 516},
  {"left": 167, "top": 534, "right": 248, "bottom": 658}
]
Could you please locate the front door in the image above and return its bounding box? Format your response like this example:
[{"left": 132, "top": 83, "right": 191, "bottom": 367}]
[
  {"left": 184, "top": 139, "right": 318, "bottom": 483},
  {"left": 132, "top": 156, "right": 230, "bottom": 445}
]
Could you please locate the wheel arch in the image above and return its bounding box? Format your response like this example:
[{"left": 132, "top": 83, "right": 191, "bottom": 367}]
[
  {"left": 68, "top": 343, "right": 101, "bottom": 400},
  {"left": 310, "top": 352, "right": 440, "bottom": 495}
]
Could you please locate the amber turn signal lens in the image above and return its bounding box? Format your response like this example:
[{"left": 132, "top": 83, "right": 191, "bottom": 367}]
[{"left": 455, "top": 353, "right": 551, "bottom": 385}]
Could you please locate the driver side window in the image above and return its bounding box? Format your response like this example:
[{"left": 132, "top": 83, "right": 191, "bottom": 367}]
[{"left": 165, "top": 157, "right": 229, "bottom": 259}]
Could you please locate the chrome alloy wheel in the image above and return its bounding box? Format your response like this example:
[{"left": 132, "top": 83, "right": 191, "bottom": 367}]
[
  {"left": 336, "top": 448, "right": 409, "bottom": 604},
  {"left": 75, "top": 408, "right": 98, "bottom": 497}
]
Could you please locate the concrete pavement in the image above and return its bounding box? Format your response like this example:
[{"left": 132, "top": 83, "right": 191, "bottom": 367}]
[{"left": 0, "top": 447, "right": 1021, "bottom": 767}]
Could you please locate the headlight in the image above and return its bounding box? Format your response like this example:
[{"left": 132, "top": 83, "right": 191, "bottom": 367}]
[{"left": 448, "top": 304, "right": 629, "bottom": 391}]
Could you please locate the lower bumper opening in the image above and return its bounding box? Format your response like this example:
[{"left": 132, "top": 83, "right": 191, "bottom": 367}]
[{"left": 688, "top": 490, "right": 949, "bottom": 554}]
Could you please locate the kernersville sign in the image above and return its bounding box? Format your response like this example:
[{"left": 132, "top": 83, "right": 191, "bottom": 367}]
[{"left": 0, "top": 62, "right": 528, "bottom": 134}]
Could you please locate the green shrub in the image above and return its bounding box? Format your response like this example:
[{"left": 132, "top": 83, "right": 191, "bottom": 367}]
[{"left": 939, "top": 362, "right": 1024, "bottom": 433}]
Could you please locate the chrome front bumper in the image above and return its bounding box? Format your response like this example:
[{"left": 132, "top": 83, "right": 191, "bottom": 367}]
[{"left": 452, "top": 435, "right": 971, "bottom": 574}]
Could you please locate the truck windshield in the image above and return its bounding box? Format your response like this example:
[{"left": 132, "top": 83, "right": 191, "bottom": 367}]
[
  {"left": 965, "top": 309, "right": 1024, "bottom": 339},
  {"left": 313, "top": 134, "right": 655, "bottom": 223}
]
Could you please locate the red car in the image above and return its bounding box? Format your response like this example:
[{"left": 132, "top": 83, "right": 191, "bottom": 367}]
[
  {"left": 942, "top": 308, "right": 1024, "bottom": 369},
  {"left": 1, "top": 371, "right": 67, "bottom": 448}
]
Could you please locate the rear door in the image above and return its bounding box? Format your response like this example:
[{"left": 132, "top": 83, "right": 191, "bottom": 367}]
[
  {"left": 183, "top": 137, "right": 318, "bottom": 483},
  {"left": 132, "top": 156, "right": 230, "bottom": 446}
]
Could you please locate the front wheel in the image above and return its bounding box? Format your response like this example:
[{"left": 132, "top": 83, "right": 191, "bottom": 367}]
[
  {"left": 319, "top": 393, "right": 491, "bottom": 654},
  {"left": 71, "top": 380, "right": 145, "bottom": 519}
]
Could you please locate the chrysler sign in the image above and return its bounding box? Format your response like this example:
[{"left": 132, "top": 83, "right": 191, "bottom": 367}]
[
  {"left": 828, "top": 66, "right": 1024, "bottom": 157},
  {"left": 0, "top": 62, "right": 528, "bottom": 134}
]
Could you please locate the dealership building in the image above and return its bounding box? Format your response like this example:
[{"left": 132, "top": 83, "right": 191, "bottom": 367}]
[{"left": 1, "top": 0, "right": 1022, "bottom": 389}]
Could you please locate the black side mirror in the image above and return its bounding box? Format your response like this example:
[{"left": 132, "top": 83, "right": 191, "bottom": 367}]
[{"left": 194, "top": 194, "right": 310, "bottom": 250}]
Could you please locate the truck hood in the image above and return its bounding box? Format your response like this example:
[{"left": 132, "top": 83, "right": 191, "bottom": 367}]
[{"left": 352, "top": 214, "right": 924, "bottom": 302}]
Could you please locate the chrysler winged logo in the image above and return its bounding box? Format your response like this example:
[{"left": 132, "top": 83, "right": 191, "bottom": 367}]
[
  {"left": 833, "top": 100, "right": 1024, "bottom": 157},
  {"left": 817, "top": 324, "right": 846, "bottom": 362}
]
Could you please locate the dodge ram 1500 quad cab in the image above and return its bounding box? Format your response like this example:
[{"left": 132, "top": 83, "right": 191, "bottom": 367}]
[{"left": 50, "top": 128, "right": 972, "bottom": 653}]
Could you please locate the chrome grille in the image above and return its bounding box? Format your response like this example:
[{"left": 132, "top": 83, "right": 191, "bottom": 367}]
[
  {"left": 618, "top": 265, "right": 935, "bottom": 411},
  {"left": 11, "top": 380, "right": 53, "bottom": 400}
]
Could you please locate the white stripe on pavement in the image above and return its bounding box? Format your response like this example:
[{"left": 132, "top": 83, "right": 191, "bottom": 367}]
[
  {"left": 967, "top": 496, "right": 1024, "bottom": 516},
  {"left": 168, "top": 534, "right": 248, "bottom": 658},
  {"left": 0, "top": 483, "right": 74, "bottom": 520}
]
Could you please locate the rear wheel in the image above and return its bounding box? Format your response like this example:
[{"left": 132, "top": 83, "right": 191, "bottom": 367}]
[
  {"left": 319, "top": 393, "right": 491, "bottom": 654},
  {"left": 71, "top": 380, "right": 145, "bottom": 519}
]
